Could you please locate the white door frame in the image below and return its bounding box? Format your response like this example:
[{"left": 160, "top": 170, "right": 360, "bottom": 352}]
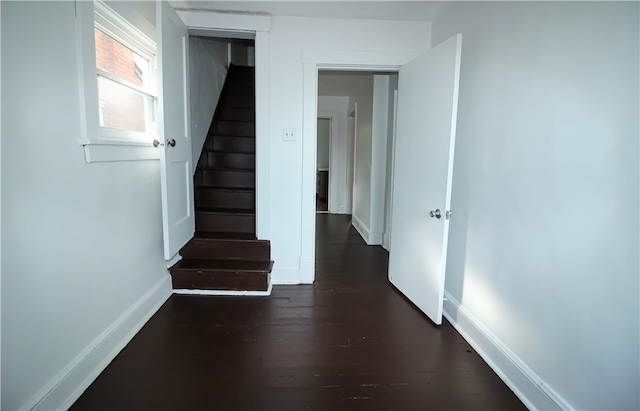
[
  {"left": 176, "top": 11, "right": 271, "bottom": 241},
  {"left": 349, "top": 103, "right": 358, "bottom": 215},
  {"left": 300, "top": 50, "right": 419, "bottom": 283}
]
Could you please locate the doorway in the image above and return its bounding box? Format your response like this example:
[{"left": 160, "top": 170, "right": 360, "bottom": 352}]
[
  {"left": 314, "top": 70, "right": 397, "bottom": 276},
  {"left": 316, "top": 117, "right": 331, "bottom": 213},
  {"left": 299, "top": 53, "right": 413, "bottom": 284}
]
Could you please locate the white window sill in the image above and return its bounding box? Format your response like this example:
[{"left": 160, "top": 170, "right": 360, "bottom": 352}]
[{"left": 82, "top": 142, "right": 160, "bottom": 163}]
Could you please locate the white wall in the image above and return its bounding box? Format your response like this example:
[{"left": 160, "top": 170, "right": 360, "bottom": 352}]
[
  {"left": 267, "top": 16, "right": 429, "bottom": 283},
  {"left": 1, "top": 2, "right": 171, "bottom": 409},
  {"left": 318, "top": 72, "right": 373, "bottom": 231},
  {"left": 189, "top": 36, "right": 228, "bottom": 170},
  {"left": 316, "top": 118, "right": 330, "bottom": 170},
  {"left": 383, "top": 73, "right": 399, "bottom": 250},
  {"left": 431, "top": 2, "right": 639, "bottom": 410},
  {"left": 369, "top": 75, "right": 390, "bottom": 245},
  {"left": 317, "top": 96, "right": 349, "bottom": 214}
]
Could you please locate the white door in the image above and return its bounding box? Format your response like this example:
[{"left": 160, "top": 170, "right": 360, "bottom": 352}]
[
  {"left": 157, "top": 0, "right": 194, "bottom": 260},
  {"left": 388, "top": 34, "right": 462, "bottom": 325}
]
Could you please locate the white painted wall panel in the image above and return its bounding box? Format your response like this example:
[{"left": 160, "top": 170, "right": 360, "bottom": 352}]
[
  {"left": 432, "top": 2, "right": 639, "bottom": 410},
  {"left": 1, "top": 2, "right": 170, "bottom": 409},
  {"left": 369, "top": 75, "right": 390, "bottom": 244}
]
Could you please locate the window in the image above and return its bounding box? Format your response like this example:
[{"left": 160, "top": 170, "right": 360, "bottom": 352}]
[
  {"left": 93, "top": 2, "right": 157, "bottom": 142},
  {"left": 77, "top": 1, "right": 160, "bottom": 162}
]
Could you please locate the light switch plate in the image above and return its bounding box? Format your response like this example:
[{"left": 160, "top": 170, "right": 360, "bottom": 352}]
[{"left": 283, "top": 128, "right": 296, "bottom": 141}]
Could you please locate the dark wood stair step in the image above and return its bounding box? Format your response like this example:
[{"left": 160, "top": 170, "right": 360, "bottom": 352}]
[
  {"left": 223, "top": 82, "right": 255, "bottom": 96},
  {"left": 196, "top": 187, "right": 255, "bottom": 210},
  {"left": 195, "top": 231, "right": 256, "bottom": 239},
  {"left": 172, "top": 259, "right": 272, "bottom": 272},
  {"left": 205, "top": 135, "right": 255, "bottom": 154},
  {"left": 169, "top": 259, "right": 272, "bottom": 291},
  {"left": 196, "top": 210, "right": 255, "bottom": 233},
  {"left": 180, "top": 237, "right": 270, "bottom": 261},
  {"left": 223, "top": 94, "right": 255, "bottom": 108},
  {"left": 218, "top": 107, "right": 255, "bottom": 122},
  {"left": 197, "top": 151, "right": 255, "bottom": 170},
  {"left": 213, "top": 120, "right": 255, "bottom": 137},
  {"left": 195, "top": 168, "right": 255, "bottom": 189}
]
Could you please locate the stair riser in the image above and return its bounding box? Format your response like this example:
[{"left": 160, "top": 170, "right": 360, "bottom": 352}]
[
  {"left": 218, "top": 107, "right": 255, "bottom": 122},
  {"left": 180, "top": 239, "right": 269, "bottom": 261},
  {"left": 207, "top": 136, "right": 255, "bottom": 153},
  {"left": 224, "top": 82, "right": 255, "bottom": 96},
  {"left": 196, "top": 189, "right": 255, "bottom": 210},
  {"left": 198, "top": 152, "right": 255, "bottom": 170},
  {"left": 170, "top": 271, "right": 269, "bottom": 291},
  {"left": 195, "top": 169, "right": 255, "bottom": 189},
  {"left": 227, "top": 71, "right": 254, "bottom": 82},
  {"left": 196, "top": 213, "right": 255, "bottom": 233},
  {"left": 223, "top": 95, "right": 255, "bottom": 108},
  {"left": 214, "top": 121, "right": 255, "bottom": 137}
]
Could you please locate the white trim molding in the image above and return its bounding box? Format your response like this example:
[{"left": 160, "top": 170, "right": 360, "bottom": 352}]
[
  {"left": 83, "top": 144, "right": 160, "bottom": 163},
  {"left": 176, "top": 10, "right": 271, "bottom": 33},
  {"left": 176, "top": 12, "right": 271, "bottom": 242},
  {"left": 28, "top": 275, "right": 172, "bottom": 411},
  {"left": 443, "top": 292, "right": 570, "bottom": 411},
  {"left": 301, "top": 50, "right": 420, "bottom": 283},
  {"left": 174, "top": 282, "right": 272, "bottom": 296}
]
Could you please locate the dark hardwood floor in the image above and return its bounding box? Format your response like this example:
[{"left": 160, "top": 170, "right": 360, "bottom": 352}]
[{"left": 71, "top": 214, "right": 525, "bottom": 411}]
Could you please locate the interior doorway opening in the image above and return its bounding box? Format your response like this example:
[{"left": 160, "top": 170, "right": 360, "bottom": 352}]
[{"left": 315, "top": 70, "right": 398, "bottom": 245}]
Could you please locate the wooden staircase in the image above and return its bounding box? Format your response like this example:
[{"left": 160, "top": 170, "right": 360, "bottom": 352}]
[{"left": 169, "top": 65, "right": 273, "bottom": 293}]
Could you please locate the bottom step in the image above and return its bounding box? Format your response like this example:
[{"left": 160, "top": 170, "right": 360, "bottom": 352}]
[
  {"left": 169, "top": 259, "right": 273, "bottom": 292},
  {"left": 173, "top": 285, "right": 272, "bottom": 296}
]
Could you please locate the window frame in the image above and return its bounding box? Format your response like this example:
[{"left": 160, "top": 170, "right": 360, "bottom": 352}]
[{"left": 76, "top": 0, "right": 161, "bottom": 162}]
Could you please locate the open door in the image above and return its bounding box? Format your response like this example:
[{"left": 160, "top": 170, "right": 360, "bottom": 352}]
[
  {"left": 388, "top": 34, "right": 462, "bottom": 325},
  {"left": 157, "top": 0, "right": 194, "bottom": 260}
]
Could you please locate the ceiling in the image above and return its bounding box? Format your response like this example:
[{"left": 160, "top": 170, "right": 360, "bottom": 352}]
[{"left": 169, "top": 1, "right": 448, "bottom": 21}]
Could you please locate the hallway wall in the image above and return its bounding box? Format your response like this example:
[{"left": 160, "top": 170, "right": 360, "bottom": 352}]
[
  {"left": 1, "top": 2, "right": 171, "bottom": 409},
  {"left": 432, "top": 2, "right": 639, "bottom": 409}
]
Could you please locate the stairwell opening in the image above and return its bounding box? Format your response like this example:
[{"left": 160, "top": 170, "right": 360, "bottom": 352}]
[{"left": 169, "top": 33, "right": 274, "bottom": 295}]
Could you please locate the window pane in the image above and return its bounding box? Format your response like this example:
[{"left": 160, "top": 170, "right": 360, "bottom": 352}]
[
  {"left": 94, "top": 28, "right": 150, "bottom": 88},
  {"left": 97, "top": 76, "right": 154, "bottom": 133}
]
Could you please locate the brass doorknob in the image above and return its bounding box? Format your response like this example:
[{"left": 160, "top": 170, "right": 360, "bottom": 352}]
[{"left": 152, "top": 139, "right": 161, "bottom": 147}]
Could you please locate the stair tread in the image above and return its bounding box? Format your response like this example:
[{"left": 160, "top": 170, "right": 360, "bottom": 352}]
[
  {"left": 215, "top": 119, "right": 254, "bottom": 124},
  {"left": 197, "top": 187, "right": 255, "bottom": 193},
  {"left": 197, "top": 207, "right": 255, "bottom": 214},
  {"left": 203, "top": 149, "right": 256, "bottom": 155},
  {"left": 198, "top": 166, "right": 255, "bottom": 172},
  {"left": 172, "top": 259, "right": 273, "bottom": 272},
  {"left": 195, "top": 232, "right": 258, "bottom": 240}
]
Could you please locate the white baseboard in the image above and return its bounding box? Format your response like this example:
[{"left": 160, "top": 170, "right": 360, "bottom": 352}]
[
  {"left": 382, "top": 232, "right": 391, "bottom": 251},
  {"left": 299, "top": 257, "right": 314, "bottom": 284},
  {"left": 368, "top": 231, "right": 383, "bottom": 245},
  {"left": 352, "top": 214, "right": 383, "bottom": 245},
  {"left": 352, "top": 213, "right": 370, "bottom": 244},
  {"left": 30, "top": 275, "right": 172, "bottom": 411},
  {"left": 174, "top": 282, "right": 272, "bottom": 296},
  {"left": 443, "top": 292, "right": 570, "bottom": 411}
]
